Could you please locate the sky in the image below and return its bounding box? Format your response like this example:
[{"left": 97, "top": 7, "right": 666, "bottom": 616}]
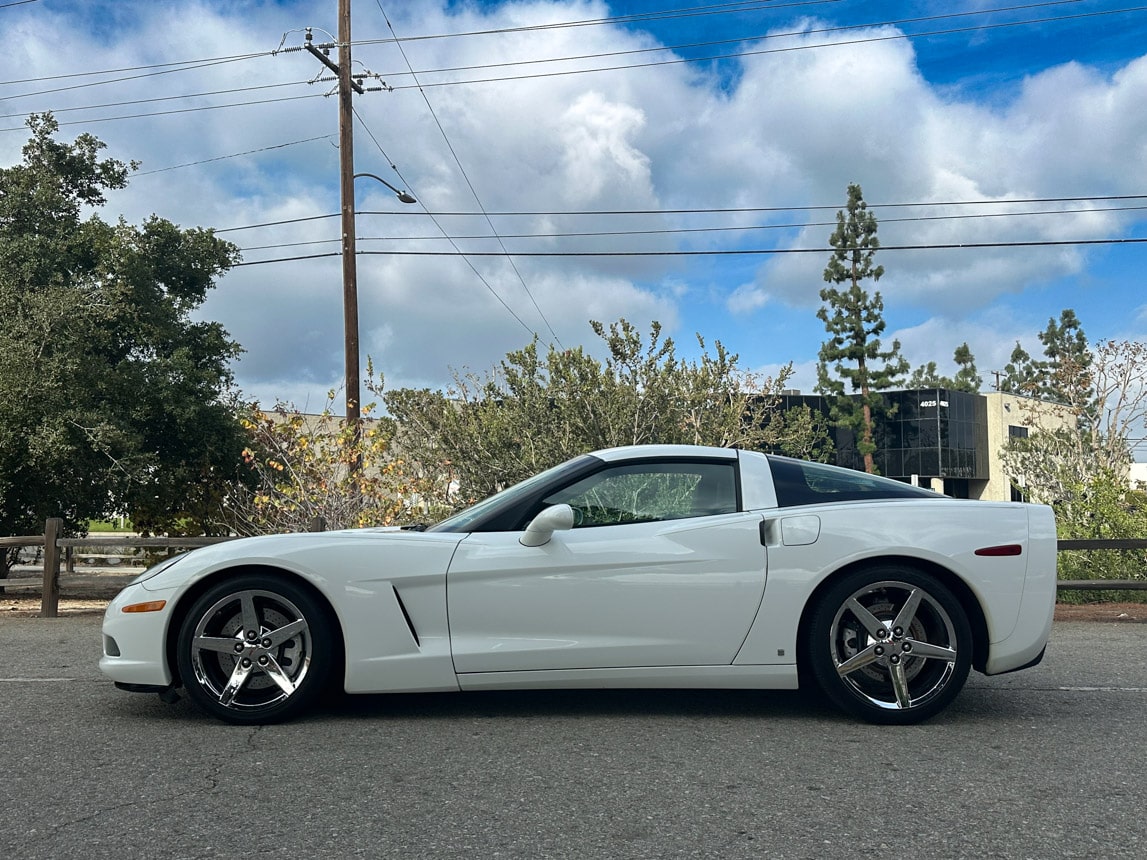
[{"left": 3, "top": 1, "right": 1145, "bottom": 435}]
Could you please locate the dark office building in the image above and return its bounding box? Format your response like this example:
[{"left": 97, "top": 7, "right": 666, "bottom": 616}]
[{"left": 779, "top": 388, "right": 990, "bottom": 499}]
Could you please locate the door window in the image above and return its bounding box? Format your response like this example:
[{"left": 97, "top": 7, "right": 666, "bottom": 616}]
[{"left": 540, "top": 461, "right": 738, "bottom": 527}]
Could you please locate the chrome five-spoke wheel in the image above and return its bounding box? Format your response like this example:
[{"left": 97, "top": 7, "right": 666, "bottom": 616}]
[
  {"left": 176, "top": 575, "right": 335, "bottom": 724},
  {"left": 806, "top": 567, "right": 972, "bottom": 724}
]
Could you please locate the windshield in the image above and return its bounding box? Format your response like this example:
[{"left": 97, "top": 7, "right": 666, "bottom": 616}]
[{"left": 427, "top": 455, "right": 597, "bottom": 533}]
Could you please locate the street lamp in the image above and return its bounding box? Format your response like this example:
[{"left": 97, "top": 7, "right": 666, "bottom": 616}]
[
  {"left": 341, "top": 171, "right": 417, "bottom": 486},
  {"left": 354, "top": 172, "right": 417, "bottom": 204}
]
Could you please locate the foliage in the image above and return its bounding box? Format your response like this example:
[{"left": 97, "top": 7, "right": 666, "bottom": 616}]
[
  {"left": 385, "top": 319, "right": 828, "bottom": 509},
  {"left": 815, "top": 183, "right": 908, "bottom": 473},
  {"left": 763, "top": 404, "right": 835, "bottom": 463},
  {"left": 221, "top": 379, "right": 457, "bottom": 534},
  {"left": 998, "top": 320, "right": 1147, "bottom": 598},
  {"left": 1001, "top": 337, "right": 1145, "bottom": 504},
  {"left": 0, "top": 114, "right": 245, "bottom": 539},
  {"left": 999, "top": 309, "right": 1091, "bottom": 404},
  {"left": 1052, "top": 471, "right": 1147, "bottom": 603},
  {"left": 907, "top": 343, "right": 982, "bottom": 393}
]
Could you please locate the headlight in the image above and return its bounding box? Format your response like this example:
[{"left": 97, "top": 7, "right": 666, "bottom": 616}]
[{"left": 127, "top": 551, "right": 191, "bottom": 586}]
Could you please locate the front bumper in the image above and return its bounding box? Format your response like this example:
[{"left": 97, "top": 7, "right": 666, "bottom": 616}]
[{"left": 99, "top": 582, "right": 179, "bottom": 688}]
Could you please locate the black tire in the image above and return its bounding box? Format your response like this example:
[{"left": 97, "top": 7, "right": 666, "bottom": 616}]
[
  {"left": 176, "top": 574, "right": 336, "bottom": 725},
  {"left": 804, "top": 566, "right": 972, "bottom": 725}
]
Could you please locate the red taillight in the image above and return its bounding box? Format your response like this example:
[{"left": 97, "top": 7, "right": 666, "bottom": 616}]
[{"left": 975, "top": 544, "right": 1023, "bottom": 557}]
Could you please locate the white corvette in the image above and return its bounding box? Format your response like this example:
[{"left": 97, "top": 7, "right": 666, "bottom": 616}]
[{"left": 100, "top": 445, "right": 1057, "bottom": 725}]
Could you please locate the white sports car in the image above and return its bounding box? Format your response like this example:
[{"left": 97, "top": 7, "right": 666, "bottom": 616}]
[{"left": 100, "top": 445, "right": 1057, "bottom": 725}]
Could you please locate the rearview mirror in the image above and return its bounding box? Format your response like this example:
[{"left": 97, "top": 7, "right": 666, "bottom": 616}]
[{"left": 520, "top": 504, "right": 575, "bottom": 547}]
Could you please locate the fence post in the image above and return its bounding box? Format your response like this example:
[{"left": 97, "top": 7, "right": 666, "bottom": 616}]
[
  {"left": 308, "top": 516, "right": 327, "bottom": 532},
  {"left": 40, "top": 518, "right": 62, "bottom": 618}
]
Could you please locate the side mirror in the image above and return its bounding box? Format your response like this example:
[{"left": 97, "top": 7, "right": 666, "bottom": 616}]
[{"left": 520, "top": 504, "right": 575, "bottom": 547}]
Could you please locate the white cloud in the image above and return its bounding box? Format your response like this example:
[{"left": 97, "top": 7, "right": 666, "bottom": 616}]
[{"left": 4, "top": 1, "right": 1145, "bottom": 409}]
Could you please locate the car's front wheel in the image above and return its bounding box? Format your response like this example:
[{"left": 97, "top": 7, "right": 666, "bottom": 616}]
[
  {"left": 176, "top": 574, "right": 336, "bottom": 724},
  {"left": 805, "top": 567, "right": 972, "bottom": 724}
]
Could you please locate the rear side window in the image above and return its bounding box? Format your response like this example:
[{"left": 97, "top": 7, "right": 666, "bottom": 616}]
[{"left": 768, "top": 457, "right": 942, "bottom": 507}]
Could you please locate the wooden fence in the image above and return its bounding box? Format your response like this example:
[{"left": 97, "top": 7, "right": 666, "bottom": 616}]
[
  {"left": 2, "top": 520, "right": 1145, "bottom": 618},
  {"left": 1, "top": 517, "right": 327, "bottom": 617}
]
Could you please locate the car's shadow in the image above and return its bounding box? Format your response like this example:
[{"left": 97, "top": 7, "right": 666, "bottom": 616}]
[
  {"left": 322, "top": 686, "right": 836, "bottom": 722},
  {"left": 102, "top": 681, "right": 1037, "bottom": 727}
]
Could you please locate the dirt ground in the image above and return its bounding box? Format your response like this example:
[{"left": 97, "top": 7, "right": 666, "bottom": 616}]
[{"left": 2, "top": 595, "right": 1145, "bottom": 621}]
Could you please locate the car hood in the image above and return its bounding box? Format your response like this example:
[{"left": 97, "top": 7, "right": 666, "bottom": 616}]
[{"left": 139, "top": 527, "right": 469, "bottom": 593}]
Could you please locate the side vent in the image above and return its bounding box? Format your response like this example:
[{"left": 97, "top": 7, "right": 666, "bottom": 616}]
[{"left": 392, "top": 585, "right": 421, "bottom": 647}]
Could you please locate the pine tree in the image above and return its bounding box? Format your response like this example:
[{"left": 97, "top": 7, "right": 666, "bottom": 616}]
[
  {"left": 951, "top": 342, "right": 982, "bottom": 393},
  {"left": 999, "top": 342, "right": 1040, "bottom": 395},
  {"left": 998, "top": 310, "right": 1091, "bottom": 405},
  {"left": 815, "top": 183, "right": 908, "bottom": 473}
]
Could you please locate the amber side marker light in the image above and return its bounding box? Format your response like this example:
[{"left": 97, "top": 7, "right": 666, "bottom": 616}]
[
  {"left": 975, "top": 545, "right": 1023, "bottom": 557},
  {"left": 122, "top": 600, "right": 167, "bottom": 613}
]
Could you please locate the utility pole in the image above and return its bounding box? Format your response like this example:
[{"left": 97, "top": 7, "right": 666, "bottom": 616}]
[
  {"left": 305, "top": 0, "right": 367, "bottom": 483},
  {"left": 300, "top": 2, "right": 415, "bottom": 504},
  {"left": 337, "top": 0, "right": 361, "bottom": 457}
]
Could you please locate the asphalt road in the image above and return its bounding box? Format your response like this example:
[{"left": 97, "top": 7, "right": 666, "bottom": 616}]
[{"left": 1, "top": 615, "right": 1144, "bottom": 860}]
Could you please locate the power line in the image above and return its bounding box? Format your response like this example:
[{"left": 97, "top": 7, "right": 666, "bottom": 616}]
[
  {"left": 371, "top": 0, "right": 1083, "bottom": 83},
  {"left": 0, "top": 3, "right": 811, "bottom": 98},
  {"left": 7, "top": 2, "right": 1122, "bottom": 134},
  {"left": 0, "top": 92, "right": 325, "bottom": 132},
  {"left": 134, "top": 135, "right": 336, "bottom": 176},
  {"left": 369, "top": 0, "right": 562, "bottom": 344},
  {"left": 355, "top": 0, "right": 841, "bottom": 45},
  {"left": 0, "top": 1, "right": 800, "bottom": 89},
  {"left": 235, "top": 203, "right": 1147, "bottom": 251},
  {"left": 217, "top": 214, "right": 340, "bottom": 234},
  {"left": 233, "top": 236, "right": 1147, "bottom": 266},
  {"left": 360, "top": 237, "right": 1147, "bottom": 256},
  {"left": 352, "top": 104, "right": 540, "bottom": 340},
  {"left": 351, "top": 205, "right": 1147, "bottom": 242},
  {"left": 0, "top": 79, "right": 316, "bottom": 121},
  {"left": 384, "top": 5, "right": 1147, "bottom": 90},
  {"left": 0, "top": 53, "right": 270, "bottom": 101},
  {"left": 213, "top": 195, "right": 1147, "bottom": 235}
]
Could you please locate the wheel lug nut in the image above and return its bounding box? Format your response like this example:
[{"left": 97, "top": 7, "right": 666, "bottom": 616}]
[
  {"left": 894, "top": 627, "right": 904, "bottom": 637},
  {"left": 902, "top": 642, "right": 912, "bottom": 652},
  {"left": 241, "top": 658, "right": 252, "bottom": 668},
  {"left": 876, "top": 628, "right": 888, "bottom": 639},
  {"left": 890, "top": 654, "right": 901, "bottom": 665},
  {"left": 874, "top": 645, "right": 885, "bottom": 656},
  {"left": 258, "top": 656, "right": 269, "bottom": 666},
  {"left": 246, "top": 630, "right": 258, "bottom": 641},
  {"left": 262, "top": 638, "right": 272, "bottom": 648},
  {"left": 234, "top": 643, "right": 244, "bottom": 653}
]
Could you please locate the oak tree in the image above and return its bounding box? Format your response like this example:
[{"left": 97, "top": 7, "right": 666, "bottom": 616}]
[{"left": 0, "top": 115, "right": 245, "bottom": 562}]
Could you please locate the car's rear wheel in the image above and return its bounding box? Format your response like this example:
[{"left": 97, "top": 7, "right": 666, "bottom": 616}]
[
  {"left": 176, "top": 574, "right": 335, "bottom": 724},
  {"left": 805, "top": 567, "right": 972, "bottom": 724}
]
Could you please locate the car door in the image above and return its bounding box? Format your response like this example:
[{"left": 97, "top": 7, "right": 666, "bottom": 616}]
[{"left": 446, "top": 458, "right": 768, "bottom": 673}]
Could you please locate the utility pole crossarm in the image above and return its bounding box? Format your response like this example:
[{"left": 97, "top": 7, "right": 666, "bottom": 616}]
[{"left": 304, "top": 40, "right": 365, "bottom": 95}]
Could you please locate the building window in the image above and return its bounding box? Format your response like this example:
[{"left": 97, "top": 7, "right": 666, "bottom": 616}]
[{"left": 1008, "top": 425, "right": 1029, "bottom": 439}]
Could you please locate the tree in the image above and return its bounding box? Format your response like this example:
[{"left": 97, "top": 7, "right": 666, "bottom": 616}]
[
  {"left": 0, "top": 114, "right": 244, "bottom": 554},
  {"left": 385, "top": 319, "right": 825, "bottom": 508},
  {"left": 222, "top": 373, "right": 456, "bottom": 534},
  {"left": 1000, "top": 336, "right": 1147, "bottom": 592},
  {"left": 815, "top": 183, "right": 908, "bottom": 473},
  {"left": 1001, "top": 337, "right": 1144, "bottom": 500},
  {"left": 999, "top": 309, "right": 1090, "bottom": 403},
  {"left": 951, "top": 343, "right": 982, "bottom": 393},
  {"left": 907, "top": 343, "right": 981, "bottom": 393}
]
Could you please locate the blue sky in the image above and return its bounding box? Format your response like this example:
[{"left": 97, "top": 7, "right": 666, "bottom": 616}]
[{"left": 3, "top": 1, "right": 1145, "bottom": 436}]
